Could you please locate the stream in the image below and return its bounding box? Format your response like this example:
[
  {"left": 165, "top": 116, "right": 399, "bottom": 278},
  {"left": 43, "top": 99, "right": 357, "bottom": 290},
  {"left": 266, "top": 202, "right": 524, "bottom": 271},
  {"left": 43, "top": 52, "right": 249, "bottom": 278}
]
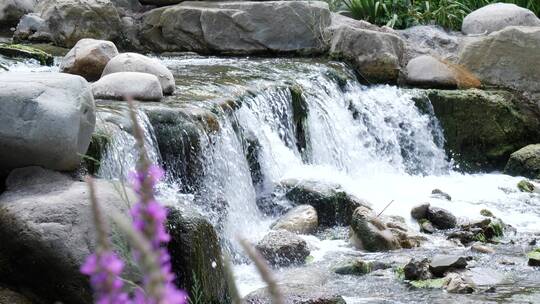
[{"left": 4, "top": 54, "right": 540, "bottom": 303}]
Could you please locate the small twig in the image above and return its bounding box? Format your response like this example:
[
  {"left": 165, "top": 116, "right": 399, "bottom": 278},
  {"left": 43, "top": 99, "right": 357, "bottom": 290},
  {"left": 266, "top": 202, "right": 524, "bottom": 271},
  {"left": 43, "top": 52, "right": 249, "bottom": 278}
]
[
  {"left": 238, "top": 238, "right": 284, "bottom": 304},
  {"left": 86, "top": 176, "right": 110, "bottom": 252},
  {"left": 377, "top": 200, "right": 395, "bottom": 218}
]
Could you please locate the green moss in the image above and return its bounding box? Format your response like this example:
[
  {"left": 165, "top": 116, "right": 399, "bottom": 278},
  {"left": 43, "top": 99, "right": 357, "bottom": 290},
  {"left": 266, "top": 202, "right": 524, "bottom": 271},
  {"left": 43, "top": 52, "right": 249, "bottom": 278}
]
[
  {"left": 394, "top": 266, "right": 405, "bottom": 280},
  {"left": 518, "top": 180, "right": 535, "bottom": 193},
  {"left": 527, "top": 251, "right": 540, "bottom": 266},
  {"left": 474, "top": 232, "right": 487, "bottom": 243},
  {"left": 488, "top": 220, "right": 504, "bottom": 238},
  {"left": 289, "top": 84, "right": 309, "bottom": 159},
  {"left": 334, "top": 260, "right": 372, "bottom": 275},
  {"left": 0, "top": 44, "right": 54, "bottom": 66},
  {"left": 409, "top": 278, "right": 445, "bottom": 289},
  {"left": 83, "top": 131, "right": 112, "bottom": 175},
  {"left": 480, "top": 209, "right": 494, "bottom": 217}
]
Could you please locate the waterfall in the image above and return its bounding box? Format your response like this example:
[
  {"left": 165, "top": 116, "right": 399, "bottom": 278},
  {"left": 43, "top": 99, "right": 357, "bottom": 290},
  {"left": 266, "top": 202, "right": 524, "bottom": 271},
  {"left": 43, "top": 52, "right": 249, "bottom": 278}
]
[
  {"left": 97, "top": 108, "right": 161, "bottom": 181},
  {"left": 91, "top": 56, "right": 540, "bottom": 261}
]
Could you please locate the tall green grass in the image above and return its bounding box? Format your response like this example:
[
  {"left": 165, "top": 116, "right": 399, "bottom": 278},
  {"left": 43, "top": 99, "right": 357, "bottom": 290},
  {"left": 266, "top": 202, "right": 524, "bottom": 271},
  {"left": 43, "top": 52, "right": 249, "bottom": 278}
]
[{"left": 342, "top": 0, "right": 540, "bottom": 30}]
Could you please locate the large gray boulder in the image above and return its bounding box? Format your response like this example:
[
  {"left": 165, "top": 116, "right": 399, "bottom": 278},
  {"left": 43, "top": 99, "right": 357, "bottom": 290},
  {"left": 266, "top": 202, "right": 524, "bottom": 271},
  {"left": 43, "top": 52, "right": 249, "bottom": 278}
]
[
  {"left": 327, "top": 14, "right": 404, "bottom": 83},
  {"left": 92, "top": 72, "right": 164, "bottom": 101},
  {"left": 0, "top": 72, "right": 95, "bottom": 171},
  {"left": 0, "top": 167, "right": 138, "bottom": 303},
  {"left": 0, "top": 0, "right": 36, "bottom": 27},
  {"left": 102, "top": 52, "right": 175, "bottom": 95},
  {"left": 398, "top": 25, "right": 462, "bottom": 63},
  {"left": 16, "top": 0, "right": 123, "bottom": 48},
  {"left": 458, "top": 26, "right": 540, "bottom": 95},
  {"left": 0, "top": 167, "right": 230, "bottom": 304},
  {"left": 405, "top": 55, "right": 457, "bottom": 89},
  {"left": 139, "top": 1, "right": 331, "bottom": 55},
  {"left": 504, "top": 144, "right": 540, "bottom": 179},
  {"left": 462, "top": 3, "right": 540, "bottom": 35},
  {"left": 60, "top": 38, "right": 119, "bottom": 81}
]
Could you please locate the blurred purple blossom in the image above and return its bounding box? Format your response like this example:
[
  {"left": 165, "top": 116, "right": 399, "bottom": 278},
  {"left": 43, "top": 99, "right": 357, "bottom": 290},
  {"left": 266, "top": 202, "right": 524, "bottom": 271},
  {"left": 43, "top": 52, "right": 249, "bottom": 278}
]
[{"left": 81, "top": 251, "right": 130, "bottom": 304}]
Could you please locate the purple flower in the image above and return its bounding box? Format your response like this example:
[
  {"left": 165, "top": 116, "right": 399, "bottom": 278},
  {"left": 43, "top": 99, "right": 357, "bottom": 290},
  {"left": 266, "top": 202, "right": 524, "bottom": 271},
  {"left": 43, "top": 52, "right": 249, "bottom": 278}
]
[
  {"left": 130, "top": 164, "right": 187, "bottom": 304},
  {"left": 81, "top": 251, "right": 130, "bottom": 304}
]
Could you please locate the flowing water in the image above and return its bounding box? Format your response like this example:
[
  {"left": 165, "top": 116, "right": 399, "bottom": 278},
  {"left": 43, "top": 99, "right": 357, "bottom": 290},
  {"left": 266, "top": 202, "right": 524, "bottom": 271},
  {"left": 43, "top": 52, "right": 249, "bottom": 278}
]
[{"left": 3, "top": 54, "right": 540, "bottom": 302}]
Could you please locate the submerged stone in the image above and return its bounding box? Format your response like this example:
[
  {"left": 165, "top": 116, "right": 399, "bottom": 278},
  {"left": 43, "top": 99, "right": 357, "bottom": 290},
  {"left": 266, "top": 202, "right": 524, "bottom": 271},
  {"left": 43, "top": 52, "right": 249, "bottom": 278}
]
[
  {"left": 426, "top": 206, "right": 456, "bottom": 230},
  {"left": 443, "top": 273, "right": 475, "bottom": 294},
  {"left": 517, "top": 180, "right": 535, "bottom": 193},
  {"left": 471, "top": 244, "right": 495, "bottom": 254},
  {"left": 419, "top": 220, "right": 435, "bottom": 234},
  {"left": 431, "top": 188, "right": 451, "bottom": 201},
  {"left": 403, "top": 259, "right": 432, "bottom": 281},
  {"left": 271, "top": 205, "right": 318, "bottom": 234},
  {"left": 256, "top": 230, "right": 310, "bottom": 267},
  {"left": 527, "top": 250, "right": 540, "bottom": 267},
  {"left": 334, "top": 258, "right": 390, "bottom": 276},
  {"left": 350, "top": 206, "right": 401, "bottom": 252}
]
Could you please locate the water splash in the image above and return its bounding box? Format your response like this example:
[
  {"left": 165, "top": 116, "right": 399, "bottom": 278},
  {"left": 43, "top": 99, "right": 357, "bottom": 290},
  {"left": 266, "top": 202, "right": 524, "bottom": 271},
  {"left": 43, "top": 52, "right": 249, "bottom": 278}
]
[{"left": 98, "top": 109, "right": 161, "bottom": 181}]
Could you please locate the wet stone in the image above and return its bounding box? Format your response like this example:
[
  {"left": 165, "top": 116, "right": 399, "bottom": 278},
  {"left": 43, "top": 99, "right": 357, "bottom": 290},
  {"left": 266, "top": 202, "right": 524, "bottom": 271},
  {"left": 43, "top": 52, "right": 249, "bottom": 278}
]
[
  {"left": 429, "top": 255, "right": 468, "bottom": 277},
  {"left": 403, "top": 258, "right": 432, "bottom": 281}
]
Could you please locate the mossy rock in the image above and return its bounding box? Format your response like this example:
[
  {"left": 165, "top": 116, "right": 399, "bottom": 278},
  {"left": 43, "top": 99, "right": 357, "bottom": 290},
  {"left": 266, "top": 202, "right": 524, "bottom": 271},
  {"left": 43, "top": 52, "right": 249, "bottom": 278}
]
[
  {"left": 0, "top": 44, "right": 54, "bottom": 66},
  {"left": 517, "top": 180, "right": 535, "bottom": 193},
  {"left": 480, "top": 209, "right": 494, "bottom": 217},
  {"left": 334, "top": 259, "right": 389, "bottom": 275},
  {"left": 167, "top": 207, "right": 230, "bottom": 304},
  {"left": 289, "top": 84, "right": 310, "bottom": 160},
  {"left": 414, "top": 89, "right": 540, "bottom": 172},
  {"left": 527, "top": 250, "right": 540, "bottom": 266},
  {"left": 409, "top": 278, "right": 445, "bottom": 289},
  {"left": 144, "top": 106, "right": 211, "bottom": 193},
  {"left": 505, "top": 144, "right": 540, "bottom": 179},
  {"left": 281, "top": 179, "right": 370, "bottom": 226}
]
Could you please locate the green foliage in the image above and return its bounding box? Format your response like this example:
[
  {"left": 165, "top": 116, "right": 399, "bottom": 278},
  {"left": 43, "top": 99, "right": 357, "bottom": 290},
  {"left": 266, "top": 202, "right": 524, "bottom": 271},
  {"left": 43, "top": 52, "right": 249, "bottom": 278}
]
[
  {"left": 474, "top": 232, "right": 487, "bottom": 243},
  {"left": 409, "top": 278, "right": 445, "bottom": 289},
  {"left": 394, "top": 266, "right": 405, "bottom": 280},
  {"left": 188, "top": 271, "right": 204, "bottom": 304},
  {"left": 488, "top": 219, "right": 504, "bottom": 238},
  {"left": 342, "top": 0, "right": 540, "bottom": 30}
]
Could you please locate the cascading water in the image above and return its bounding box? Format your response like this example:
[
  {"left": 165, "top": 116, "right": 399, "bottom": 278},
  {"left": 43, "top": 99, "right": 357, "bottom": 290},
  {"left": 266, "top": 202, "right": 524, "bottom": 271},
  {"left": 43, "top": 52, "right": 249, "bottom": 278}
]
[
  {"left": 97, "top": 108, "right": 162, "bottom": 181},
  {"left": 9, "top": 53, "right": 539, "bottom": 302}
]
